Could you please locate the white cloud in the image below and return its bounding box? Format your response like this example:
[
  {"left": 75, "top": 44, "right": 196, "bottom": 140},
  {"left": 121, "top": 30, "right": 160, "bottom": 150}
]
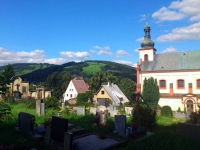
[
  {"left": 116, "top": 50, "right": 131, "bottom": 58},
  {"left": 134, "top": 48, "right": 140, "bottom": 53},
  {"left": 93, "top": 46, "right": 110, "bottom": 51},
  {"left": 152, "top": 6, "right": 185, "bottom": 22},
  {"left": 0, "top": 47, "right": 71, "bottom": 66},
  {"left": 161, "top": 46, "right": 177, "bottom": 53},
  {"left": 136, "top": 37, "right": 144, "bottom": 42},
  {"left": 92, "top": 45, "right": 112, "bottom": 56},
  {"left": 152, "top": 0, "right": 200, "bottom": 23},
  {"left": 43, "top": 58, "right": 69, "bottom": 65},
  {"left": 97, "top": 50, "right": 112, "bottom": 55},
  {"left": 60, "top": 51, "right": 91, "bottom": 60},
  {"left": 113, "top": 60, "right": 136, "bottom": 67},
  {"left": 157, "top": 22, "right": 200, "bottom": 42}
]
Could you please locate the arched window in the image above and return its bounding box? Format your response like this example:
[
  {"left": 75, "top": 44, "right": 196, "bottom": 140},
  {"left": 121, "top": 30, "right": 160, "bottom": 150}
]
[
  {"left": 144, "top": 54, "right": 148, "bottom": 61},
  {"left": 177, "top": 79, "right": 184, "bottom": 89}
]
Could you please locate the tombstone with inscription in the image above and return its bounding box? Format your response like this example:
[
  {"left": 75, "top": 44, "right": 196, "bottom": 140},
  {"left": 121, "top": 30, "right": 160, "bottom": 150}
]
[
  {"left": 17, "top": 112, "right": 35, "bottom": 135},
  {"left": 115, "top": 115, "right": 126, "bottom": 136},
  {"left": 45, "top": 116, "right": 73, "bottom": 150}
]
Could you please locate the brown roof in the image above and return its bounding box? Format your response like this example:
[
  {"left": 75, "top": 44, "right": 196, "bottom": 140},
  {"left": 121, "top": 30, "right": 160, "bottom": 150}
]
[{"left": 72, "top": 79, "right": 89, "bottom": 93}]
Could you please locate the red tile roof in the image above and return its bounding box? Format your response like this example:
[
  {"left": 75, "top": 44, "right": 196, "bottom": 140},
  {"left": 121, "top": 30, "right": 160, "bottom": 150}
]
[{"left": 72, "top": 79, "right": 89, "bottom": 93}]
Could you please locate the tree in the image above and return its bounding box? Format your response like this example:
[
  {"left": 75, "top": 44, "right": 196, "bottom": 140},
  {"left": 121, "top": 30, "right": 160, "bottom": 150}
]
[
  {"left": 142, "top": 77, "right": 160, "bottom": 109},
  {"left": 106, "top": 71, "right": 117, "bottom": 83},
  {"left": 44, "top": 71, "right": 73, "bottom": 99},
  {"left": 118, "top": 78, "right": 136, "bottom": 101},
  {"left": 0, "top": 64, "right": 15, "bottom": 95},
  {"left": 89, "top": 71, "right": 106, "bottom": 93}
]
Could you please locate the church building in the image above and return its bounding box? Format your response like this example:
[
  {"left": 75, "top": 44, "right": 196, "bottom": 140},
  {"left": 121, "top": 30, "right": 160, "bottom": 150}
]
[{"left": 136, "top": 22, "right": 200, "bottom": 113}]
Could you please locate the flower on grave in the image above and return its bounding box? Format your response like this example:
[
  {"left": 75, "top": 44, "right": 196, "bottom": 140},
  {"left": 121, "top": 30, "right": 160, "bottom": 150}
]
[{"left": 131, "top": 122, "right": 138, "bottom": 130}]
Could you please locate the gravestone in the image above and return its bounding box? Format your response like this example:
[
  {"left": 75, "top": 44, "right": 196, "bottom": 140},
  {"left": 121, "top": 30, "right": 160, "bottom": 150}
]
[
  {"left": 73, "top": 106, "right": 85, "bottom": 115},
  {"left": 109, "top": 104, "right": 114, "bottom": 111},
  {"left": 62, "top": 102, "right": 66, "bottom": 110},
  {"left": 17, "top": 112, "right": 35, "bottom": 135},
  {"left": 177, "top": 122, "right": 200, "bottom": 140},
  {"left": 115, "top": 115, "right": 126, "bottom": 136},
  {"left": 50, "top": 116, "right": 68, "bottom": 143},
  {"left": 36, "top": 100, "right": 45, "bottom": 116},
  {"left": 109, "top": 110, "right": 118, "bottom": 117},
  {"left": 90, "top": 107, "right": 97, "bottom": 115},
  {"left": 125, "top": 107, "right": 133, "bottom": 115}
]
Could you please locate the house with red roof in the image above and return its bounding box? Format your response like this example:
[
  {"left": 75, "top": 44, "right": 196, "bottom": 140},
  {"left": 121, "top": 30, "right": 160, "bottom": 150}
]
[{"left": 63, "top": 77, "right": 89, "bottom": 101}]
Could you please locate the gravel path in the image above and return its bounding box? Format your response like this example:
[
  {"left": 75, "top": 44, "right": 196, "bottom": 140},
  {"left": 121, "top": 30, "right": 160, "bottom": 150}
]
[{"left": 74, "top": 134, "right": 119, "bottom": 150}]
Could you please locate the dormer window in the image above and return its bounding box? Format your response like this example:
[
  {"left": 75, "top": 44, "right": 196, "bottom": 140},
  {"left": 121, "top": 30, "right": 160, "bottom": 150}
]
[{"left": 144, "top": 54, "right": 148, "bottom": 61}]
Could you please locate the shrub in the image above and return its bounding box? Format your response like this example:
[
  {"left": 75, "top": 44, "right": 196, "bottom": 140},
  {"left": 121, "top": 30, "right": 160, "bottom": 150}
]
[
  {"left": 177, "top": 107, "right": 181, "bottom": 112},
  {"left": 0, "top": 102, "right": 12, "bottom": 122},
  {"left": 76, "top": 91, "right": 93, "bottom": 105},
  {"left": 161, "top": 105, "right": 173, "bottom": 117},
  {"left": 132, "top": 105, "right": 157, "bottom": 130},
  {"left": 25, "top": 100, "right": 36, "bottom": 109},
  {"left": 44, "top": 96, "right": 60, "bottom": 110}
]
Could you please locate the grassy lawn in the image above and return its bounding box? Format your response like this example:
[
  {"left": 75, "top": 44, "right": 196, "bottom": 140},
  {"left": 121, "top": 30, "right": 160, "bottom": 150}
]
[
  {"left": 81, "top": 62, "right": 106, "bottom": 75},
  {"left": 0, "top": 103, "right": 200, "bottom": 150}
]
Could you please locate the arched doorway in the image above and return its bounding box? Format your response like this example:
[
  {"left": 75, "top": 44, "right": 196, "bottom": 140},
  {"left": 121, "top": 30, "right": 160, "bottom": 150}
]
[{"left": 186, "top": 100, "right": 194, "bottom": 112}]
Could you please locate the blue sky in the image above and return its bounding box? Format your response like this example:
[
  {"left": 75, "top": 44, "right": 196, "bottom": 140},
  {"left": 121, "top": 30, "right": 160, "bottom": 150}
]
[{"left": 0, "top": 0, "right": 200, "bottom": 67}]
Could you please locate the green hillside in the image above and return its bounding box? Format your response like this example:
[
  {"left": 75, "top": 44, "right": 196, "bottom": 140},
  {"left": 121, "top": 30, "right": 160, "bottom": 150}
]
[
  {"left": 0, "top": 63, "right": 54, "bottom": 76},
  {"left": 0, "top": 61, "right": 136, "bottom": 83}
]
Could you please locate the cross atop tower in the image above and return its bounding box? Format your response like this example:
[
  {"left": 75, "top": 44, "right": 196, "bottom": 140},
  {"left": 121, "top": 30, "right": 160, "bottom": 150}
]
[{"left": 145, "top": 14, "right": 148, "bottom": 25}]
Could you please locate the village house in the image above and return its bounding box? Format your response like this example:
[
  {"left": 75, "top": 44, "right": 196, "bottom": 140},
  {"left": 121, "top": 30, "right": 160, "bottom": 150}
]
[
  {"left": 136, "top": 22, "right": 200, "bottom": 113},
  {"left": 93, "top": 82, "right": 129, "bottom": 106},
  {"left": 63, "top": 77, "right": 89, "bottom": 101}
]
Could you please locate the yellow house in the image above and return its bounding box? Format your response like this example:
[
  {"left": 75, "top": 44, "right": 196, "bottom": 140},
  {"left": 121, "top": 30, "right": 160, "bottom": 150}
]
[{"left": 94, "top": 82, "right": 129, "bottom": 106}]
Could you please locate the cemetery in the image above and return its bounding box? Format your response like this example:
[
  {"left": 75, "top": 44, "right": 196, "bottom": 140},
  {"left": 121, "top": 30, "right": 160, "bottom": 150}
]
[{"left": 1, "top": 96, "right": 200, "bottom": 150}]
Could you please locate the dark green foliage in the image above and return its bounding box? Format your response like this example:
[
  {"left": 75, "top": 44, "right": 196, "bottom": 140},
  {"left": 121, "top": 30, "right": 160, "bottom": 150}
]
[
  {"left": 161, "top": 105, "right": 173, "bottom": 117},
  {"left": 118, "top": 77, "right": 136, "bottom": 100},
  {"left": 142, "top": 77, "right": 160, "bottom": 109},
  {"left": 132, "top": 105, "right": 157, "bottom": 130},
  {"left": 177, "top": 107, "right": 181, "bottom": 112},
  {"left": 76, "top": 91, "right": 93, "bottom": 105},
  {"left": 25, "top": 100, "right": 36, "bottom": 109},
  {"left": 89, "top": 71, "right": 106, "bottom": 92},
  {"left": 0, "top": 102, "right": 12, "bottom": 119},
  {"left": 0, "top": 64, "right": 15, "bottom": 95},
  {"left": 44, "top": 71, "right": 73, "bottom": 99},
  {"left": 44, "top": 96, "right": 59, "bottom": 110}
]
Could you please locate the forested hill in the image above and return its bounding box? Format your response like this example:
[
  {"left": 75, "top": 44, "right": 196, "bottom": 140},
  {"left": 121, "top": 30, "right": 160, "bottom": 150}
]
[{"left": 0, "top": 61, "right": 136, "bottom": 83}]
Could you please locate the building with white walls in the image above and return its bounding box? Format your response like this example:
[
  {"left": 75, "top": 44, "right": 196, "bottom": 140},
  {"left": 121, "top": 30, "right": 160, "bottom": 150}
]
[{"left": 136, "top": 23, "right": 200, "bottom": 112}]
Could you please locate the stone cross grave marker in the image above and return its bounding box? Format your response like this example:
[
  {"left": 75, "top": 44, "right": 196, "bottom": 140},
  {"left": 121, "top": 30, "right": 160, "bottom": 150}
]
[
  {"left": 115, "top": 115, "right": 126, "bottom": 136},
  {"left": 17, "top": 112, "right": 35, "bottom": 135}
]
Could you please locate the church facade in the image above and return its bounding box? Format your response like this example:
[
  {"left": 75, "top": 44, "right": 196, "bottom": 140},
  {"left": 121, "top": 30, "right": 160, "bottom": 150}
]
[{"left": 136, "top": 23, "right": 200, "bottom": 112}]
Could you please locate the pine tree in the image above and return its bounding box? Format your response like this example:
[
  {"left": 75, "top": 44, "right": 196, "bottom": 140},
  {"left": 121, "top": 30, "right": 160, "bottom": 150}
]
[{"left": 142, "top": 77, "right": 160, "bottom": 109}]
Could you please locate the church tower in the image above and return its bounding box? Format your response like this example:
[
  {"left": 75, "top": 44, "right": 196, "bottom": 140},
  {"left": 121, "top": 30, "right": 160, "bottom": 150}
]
[{"left": 139, "top": 22, "right": 156, "bottom": 62}]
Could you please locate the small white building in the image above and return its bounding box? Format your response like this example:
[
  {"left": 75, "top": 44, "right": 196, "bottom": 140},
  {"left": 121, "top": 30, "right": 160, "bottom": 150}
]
[
  {"left": 136, "top": 23, "right": 200, "bottom": 113},
  {"left": 63, "top": 78, "right": 89, "bottom": 101}
]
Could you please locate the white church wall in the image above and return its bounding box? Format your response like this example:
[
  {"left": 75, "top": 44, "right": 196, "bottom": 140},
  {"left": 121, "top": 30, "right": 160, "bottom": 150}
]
[{"left": 159, "top": 98, "right": 183, "bottom": 111}]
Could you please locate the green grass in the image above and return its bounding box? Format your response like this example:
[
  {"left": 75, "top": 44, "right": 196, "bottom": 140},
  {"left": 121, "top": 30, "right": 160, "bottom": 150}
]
[
  {"left": 0, "top": 103, "right": 199, "bottom": 150},
  {"left": 81, "top": 62, "right": 106, "bottom": 75}
]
